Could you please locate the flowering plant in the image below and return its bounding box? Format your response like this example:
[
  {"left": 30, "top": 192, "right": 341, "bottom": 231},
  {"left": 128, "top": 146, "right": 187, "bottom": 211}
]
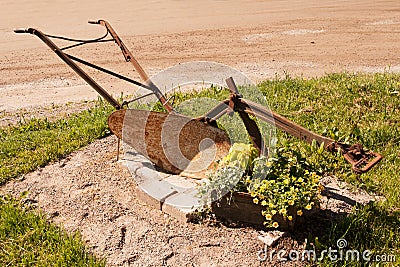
[
  {"left": 199, "top": 142, "right": 324, "bottom": 229},
  {"left": 247, "top": 145, "right": 324, "bottom": 228}
]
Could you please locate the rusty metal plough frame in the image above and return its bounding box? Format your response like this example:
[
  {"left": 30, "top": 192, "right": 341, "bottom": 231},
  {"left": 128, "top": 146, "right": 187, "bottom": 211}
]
[{"left": 15, "top": 20, "right": 382, "bottom": 174}]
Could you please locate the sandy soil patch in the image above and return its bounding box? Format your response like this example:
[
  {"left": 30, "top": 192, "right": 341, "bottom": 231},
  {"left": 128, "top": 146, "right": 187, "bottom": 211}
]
[{"left": 1, "top": 0, "right": 399, "bottom": 113}]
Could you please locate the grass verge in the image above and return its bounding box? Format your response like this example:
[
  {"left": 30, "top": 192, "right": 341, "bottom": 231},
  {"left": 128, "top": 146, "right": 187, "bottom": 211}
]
[
  {"left": 0, "top": 194, "right": 105, "bottom": 266},
  {"left": 0, "top": 99, "right": 114, "bottom": 185}
]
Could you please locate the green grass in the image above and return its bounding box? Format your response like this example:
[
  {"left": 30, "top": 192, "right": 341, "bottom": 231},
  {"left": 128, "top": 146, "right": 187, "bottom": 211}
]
[
  {"left": 0, "top": 72, "right": 399, "bottom": 266},
  {"left": 0, "top": 194, "right": 105, "bottom": 266},
  {"left": 0, "top": 99, "right": 114, "bottom": 185},
  {"left": 258, "top": 72, "right": 400, "bottom": 266},
  {"left": 259, "top": 72, "right": 400, "bottom": 210}
]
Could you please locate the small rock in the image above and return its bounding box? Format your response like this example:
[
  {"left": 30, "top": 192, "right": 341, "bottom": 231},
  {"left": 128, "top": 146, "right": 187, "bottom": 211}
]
[
  {"left": 257, "top": 230, "right": 287, "bottom": 246},
  {"left": 51, "top": 211, "right": 60, "bottom": 218},
  {"left": 16, "top": 175, "right": 25, "bottom": 182}
]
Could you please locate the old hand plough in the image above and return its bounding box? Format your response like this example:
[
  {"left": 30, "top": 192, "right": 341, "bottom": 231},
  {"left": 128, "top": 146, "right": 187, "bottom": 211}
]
[{"left": 15, "top": 20, "right": 382, "bottom": 177}]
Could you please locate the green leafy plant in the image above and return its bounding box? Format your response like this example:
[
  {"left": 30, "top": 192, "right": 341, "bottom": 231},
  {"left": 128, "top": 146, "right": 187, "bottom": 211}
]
[
  {"left": 197, "top": 143, "right": 258, "bottom": 203},
  {"left": 247, "top": 144, "right": 324, "bottom": 228},
  {"left": 198, "top": 141, "right": 323, "bottom": 229},
  {"left": 219, "top": 143, "right": 259, "bottom": 170}
]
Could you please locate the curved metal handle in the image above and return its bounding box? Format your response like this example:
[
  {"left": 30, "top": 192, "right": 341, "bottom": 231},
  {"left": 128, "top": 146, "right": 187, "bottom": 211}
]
[
  {"left": 88, "top": 19, "right": 174, "bottom": 112},
  {"left": 88, "top": 20, "right": 101, "bottom": 25},
  {"left": 14, "top": 28, "right": 29, "bottom": 33},
  {"left": 15, "top": 27, "right": 122, "bottom": 109}
]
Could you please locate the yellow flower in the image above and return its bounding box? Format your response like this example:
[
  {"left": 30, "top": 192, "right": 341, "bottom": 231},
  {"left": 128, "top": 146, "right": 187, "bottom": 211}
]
[
  {"left": 288, "top": 200, "right": 295, "bottom": 206},
  {"left": 250, "top": 192, "right": 257, "bottom": 197},
  {"left": 253, "top": 198, "right": 259, "bottom": 204},
  {"left": 297, "top": 210, "right": 303, "bottom": 216},
  {"left": 265, "top": 214, "right": 273, "bottom": 220},
  {"left": 318, "top": 184, "right": 325, "bottom": 192},
  {"left": 261, "top": 200, "right": 267, "bottom": 206},
  {"left": 283, "top": 179, "right": 290, "bottom": 185},
  {"left": 269, "top": 203, "right": 274, "bottom": 208},
  {"left": 272, "top": 222, "right": 279, "bottom": 228},
  {"left": 297, "top": 178, "right": 304, "bottom": 183},
  {"left": 312, "top": 172, "right": 319, "bottom": 181},
  {"left": 271, "top": 210, "right": 277, "bottom": 215},
  {"left": 280, "top": 208, "right": 287, "bottom": 215},
  {"left": 287, "top": 216, "right": 293, "bottom": 221},
  {"left": 305, "top": 204, "right": 312, "bottom": 210}
]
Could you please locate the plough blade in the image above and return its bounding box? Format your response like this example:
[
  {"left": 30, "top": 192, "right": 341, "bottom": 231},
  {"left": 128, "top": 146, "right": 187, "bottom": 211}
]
[{"left": 108, "top": 109, "right": 231, "bottom": 178}]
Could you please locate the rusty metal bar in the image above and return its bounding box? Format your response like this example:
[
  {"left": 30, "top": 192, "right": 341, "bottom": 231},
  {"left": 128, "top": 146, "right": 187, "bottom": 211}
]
[
  {"left": 199, "top": 100, "right": 230, "bottom": 121},
  {"left": 89, "top": 20, "right": 146, "bottom": 77},
  {"left": 88, "top": 20, "right": 174, "bottom": 112},
  {"left": 200, "top": 77, "right": 383, "bottom": 173},
  {"left": 202, "top": 78, "right": 332, "bottom": 147},
  {"left": 15, "top": 28, "right": 122, "bottom": 110},
  {"left": 226, "top": 77, "right": 241, "bottom": 95},
  {"left": 65, "top": 53, "right": 152, "bottom": 90},
  {"left": 225, "top": 78, "right": 262, "bottom": 154},
  {"left": 240, "top": 98, "right": 334, "bottom": 147},
  {"left": 242, "top": 98, "right": 383, "bottom": 173}
]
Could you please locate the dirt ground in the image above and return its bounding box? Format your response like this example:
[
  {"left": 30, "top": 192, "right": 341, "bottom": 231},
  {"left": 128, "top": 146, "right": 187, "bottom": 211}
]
[
  {"left": 1, "top": 1, "right": 399, "bottom": 266},
  {"left": 0, "top": 136, "right": 380, "bottom": 266},
  {"left": 2, "top": 137, "right": 266, "bottom": 266},
  {"left": 1, "top": 0, "right": 399, "bottom": 113}
]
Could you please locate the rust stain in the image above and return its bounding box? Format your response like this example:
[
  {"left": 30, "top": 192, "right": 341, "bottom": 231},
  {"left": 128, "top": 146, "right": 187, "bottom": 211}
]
[{"left": 108, "top": 109, "right": 230, "bottom": 179}]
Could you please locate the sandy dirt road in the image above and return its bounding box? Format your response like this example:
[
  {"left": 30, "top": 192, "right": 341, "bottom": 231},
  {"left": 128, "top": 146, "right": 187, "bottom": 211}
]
[{"left": 1, "top": 0, "right": 399, "bottom": 112}]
